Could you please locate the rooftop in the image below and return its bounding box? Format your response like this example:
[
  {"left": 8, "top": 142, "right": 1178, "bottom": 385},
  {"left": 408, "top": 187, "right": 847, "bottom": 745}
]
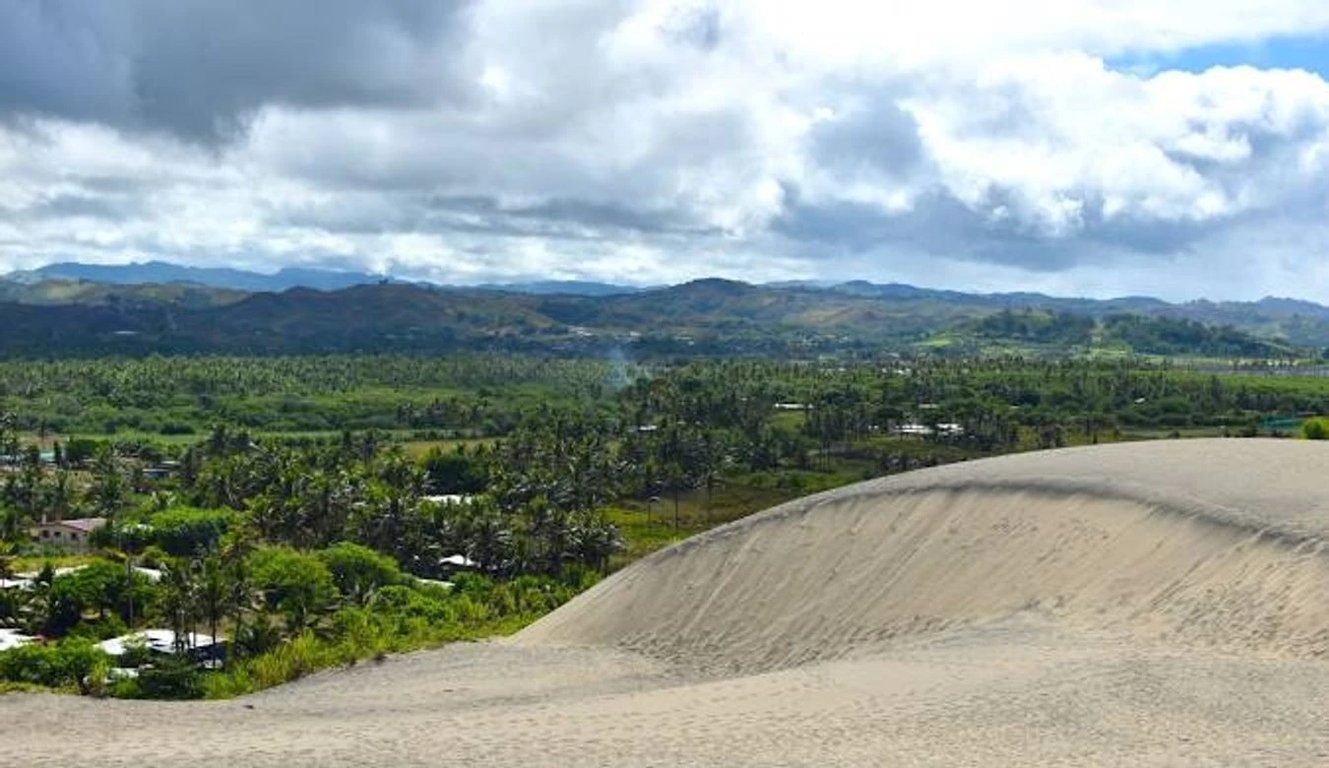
[
  {"left": 32, "top": 517, "right": 107, "bottom": 533},
  {"left": 0, "top": 629, "right": 36, "bottom": 651},
  {"left": 97, "top": 629, "right": 221, "bottom": 657}
]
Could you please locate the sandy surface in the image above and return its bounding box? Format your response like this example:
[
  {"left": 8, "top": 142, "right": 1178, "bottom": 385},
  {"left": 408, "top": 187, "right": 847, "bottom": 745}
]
[{"left": 5, "top": 438, "right": 1329, "bottom": 766}]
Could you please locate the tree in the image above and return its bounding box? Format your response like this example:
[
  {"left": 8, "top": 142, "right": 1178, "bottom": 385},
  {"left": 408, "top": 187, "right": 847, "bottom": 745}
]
[
  {"left": 0, "top": 640, "right": 110, "bottom": 696},
  {"left": 0, "top": 541, "right": 24, "bottom": 625},
  {"left": 159, "top": 559, "right": 198, "bottom": 654},
  {"left": 568, "top": 510, "right": 624, "bottom": 573},
  {"left": 196, "top": 555, "right": 230, "bottom": 652},
  {"left": 250, "top": 547, "right": 335, "bottom": 634},
  {"left": 422, "top": 447, "right": 487, "bottom": 494},
  {"left": 87, "top": 446, "right": 128, "bottom": 519},
  {"left": 64, "top": 560, "right": 152, "bottom": 624},
  {"left": 150, "top": 507, "right": 237, "bottom": 557},
  {"left": 219, "top": 524, "right": 259, "bottom": 666},
  {"left": 454, "top": 498, "right": 515, "bottom": 576},
  {"left": 0, "top": 540, "right": 14, "bottom": 582},
  {"left": 0, "top": 411, "right": 17, "bottom": 462},
  {"left": 29, "top": 565, "right": 86, "bottom": 637},
  {"left": 318, "top": 542, "right": 401, "bottom": 605}
]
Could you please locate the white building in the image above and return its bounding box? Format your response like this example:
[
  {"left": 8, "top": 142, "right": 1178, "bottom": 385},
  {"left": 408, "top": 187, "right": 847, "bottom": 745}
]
[{"left": 0, "top": 628, "right": 35, "bottom": 652}]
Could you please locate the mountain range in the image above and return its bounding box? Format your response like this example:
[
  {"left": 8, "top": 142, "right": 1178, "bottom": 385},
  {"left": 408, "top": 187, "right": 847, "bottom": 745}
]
[
  {"left": 3, "top": 261, "right": 641, "bottom": 297},
  {"left": 1, "top": 261, "right": 1327, "bottom": 357}
]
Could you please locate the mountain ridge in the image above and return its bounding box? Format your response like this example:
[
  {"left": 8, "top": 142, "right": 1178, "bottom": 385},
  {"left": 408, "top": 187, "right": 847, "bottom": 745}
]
[
  {"left": 8, "top": 260, "right": 1329, "bottom": 314},
  {"left": 4, "top": 260, "right": 390, "bottom": 293},
  {"left": 2, "top": 262, "right": 1328, "bottom": 356}
]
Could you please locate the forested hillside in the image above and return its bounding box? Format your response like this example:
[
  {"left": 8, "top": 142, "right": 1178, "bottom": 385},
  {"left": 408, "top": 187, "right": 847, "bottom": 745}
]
[{"left": 0, "top": 275, "right": 1320, "bottom": 358}]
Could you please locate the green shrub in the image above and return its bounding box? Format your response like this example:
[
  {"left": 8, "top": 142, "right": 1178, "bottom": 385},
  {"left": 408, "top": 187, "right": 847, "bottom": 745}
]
[
  {"left": 370, "top": 585, "right": 454, "bottom": 622},
  {"left": 318, "top": 542, "right": 401, "bottom": 603},
  {"left": 233, "top": 615, "right": 284, "bottom": 658},
  {"left": 244, "top": 632, "right": 331, "bottom": 689},
  {"left": 0, "top": 640, "right": 110, "bottom": 695},
  {"left": 328, "top": 608, "right": 388, "bottom": 659},
  {"left": 1300, "top": 417, "right": 1329, "bottom": 440},
  {"left": 136, "top": 655, "right": 204, "bottom": 700},
  {"left": 108, "top": 675, "right": 142, "bottom": 699},
  {"left": 150, "top": 507, "right": 238, "bottom": 556},
  {"left": 201, "top": 668, "right": 253, "bottom": 699},
  {"left": 250, "top": 547, "right": 336, "bottom": 632}
]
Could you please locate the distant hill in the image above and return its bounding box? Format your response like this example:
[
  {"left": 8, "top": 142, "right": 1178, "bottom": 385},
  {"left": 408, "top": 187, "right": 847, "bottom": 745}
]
[
  {"left": 0, "top": 265, "right": 1327, "bottom": 357},
  {"left": 475, "top": 280, "right": 640, "bottom": 296},
  {"left": 940, "top": 308, "right": 1293, "bottom": 357},
  {"left": 4, "top": 261, "right": 388, "bottom": 292},
  {"left": 3, "top": 262, "right": 650, "bottom": 297},
  {"left": 0, "top": 278, "right": 247, "bottom": 308}
]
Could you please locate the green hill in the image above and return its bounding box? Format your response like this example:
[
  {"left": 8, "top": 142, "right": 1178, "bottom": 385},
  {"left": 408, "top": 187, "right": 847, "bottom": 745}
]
[{"left": 0, "top": 277, "right": 1315, "bottom": 359}]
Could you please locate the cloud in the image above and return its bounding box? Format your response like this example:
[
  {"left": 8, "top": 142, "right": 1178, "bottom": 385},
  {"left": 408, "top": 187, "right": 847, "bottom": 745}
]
[
  {"left": 0, "top": 1, "right": 477, "bottom": 142},
  {"left": 3, "top": 0, "right": 1329, "bottom": 299}
]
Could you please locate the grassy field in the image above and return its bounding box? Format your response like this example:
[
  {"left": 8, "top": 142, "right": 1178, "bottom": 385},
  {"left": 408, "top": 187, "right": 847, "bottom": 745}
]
[
  {"left": 606, "top": 481, "right": 815, "bottom": 571},
  {"left": 400, "top": 438, "right": 496, "bottom": 459},
  {"left": 9, "top": 553, "right": 97, "bottom": 575}
]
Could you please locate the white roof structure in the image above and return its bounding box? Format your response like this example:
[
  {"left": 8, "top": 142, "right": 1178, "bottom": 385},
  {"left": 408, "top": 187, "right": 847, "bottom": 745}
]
[
  {"left": 97, "top": 629, "right": 220, "bottom": 657},
  {"left": 414, "top": 578, "right": 455, "bottom": 590},
  {"left": 30, "top": 517, "right": 107, "bottom": 534},
  {"left": 3, "top": 565, "right": 160, "bottom": 589},
  {"left": 423, "top": 494, "right": 474, "bottom": 505},
  {"left": 892, "top": 422, "right": 965, "bottom": 437},
  {"left": 439, "top": 554, "right": 479, "bottom": 568},
  {"left": 0, "top": 628, "right": 35, "bottom": 652}
]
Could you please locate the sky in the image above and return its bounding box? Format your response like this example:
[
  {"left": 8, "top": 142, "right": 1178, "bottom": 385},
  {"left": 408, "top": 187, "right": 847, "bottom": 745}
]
[{"left": 3, "top": 2, "right": 1329, "bottom": 300}]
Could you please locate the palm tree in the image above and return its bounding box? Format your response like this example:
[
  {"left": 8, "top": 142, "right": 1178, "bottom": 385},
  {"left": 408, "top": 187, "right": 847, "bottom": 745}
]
[
  {"left": 159, "top": 559, "right": 198, "bottom": 654},
  {"left": 0, "top": 540, "right": 15, "bottom": 582},
  {"left": 0, "top": 541, "right": 21, "bottom": 627},
  {"left": 220, "top": 525, "right": 257, "bottom": 666},
  {"left": 87, "top": 446, "right": 128, "bottom": 520},
  {"left": 196, "top": 555, "right": 230, "bottom": 651}
]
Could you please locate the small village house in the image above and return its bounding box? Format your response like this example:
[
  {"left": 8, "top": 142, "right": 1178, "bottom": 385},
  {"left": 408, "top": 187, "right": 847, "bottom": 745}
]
[{"left": 28, "top": 517, "right": 107, "bottom": 552}]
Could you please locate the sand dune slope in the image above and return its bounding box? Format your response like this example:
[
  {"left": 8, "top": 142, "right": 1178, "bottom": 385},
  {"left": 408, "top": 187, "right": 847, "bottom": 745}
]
[
  {"left": 5, "top": 439, "right": 1329, "bottom": 766},
  {"left": 519, "top": 439, "right": 1329, "bottom": 671}
]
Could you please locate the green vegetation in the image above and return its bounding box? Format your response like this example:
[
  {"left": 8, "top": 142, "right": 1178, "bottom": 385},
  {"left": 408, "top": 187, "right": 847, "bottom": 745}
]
[
  {"left": 952, "top": 309, "right": 1293, "bottom": 357},
  {"left": 5, "top": 352, "right": 1329, "bottom": 699},
  {"left": 1300, "top": 417, "right": 1329, "bottom": 439},
  {"left": 0, "top": 640, "right": 110, "bottom": 695},
  {"left": 0, "top": 355, "right": 617, "bottom": 437}
]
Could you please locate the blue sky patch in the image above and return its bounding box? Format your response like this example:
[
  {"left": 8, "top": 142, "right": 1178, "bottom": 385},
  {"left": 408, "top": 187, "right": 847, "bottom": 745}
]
[{"left": 1110, "top": 34, "right": 1329, "bottom": 77}]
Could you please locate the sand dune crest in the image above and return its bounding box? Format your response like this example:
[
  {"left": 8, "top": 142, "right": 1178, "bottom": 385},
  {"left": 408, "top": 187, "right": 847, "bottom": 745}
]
[{"left": 520, "top": 439, "right": 1329, "bottom": 671}]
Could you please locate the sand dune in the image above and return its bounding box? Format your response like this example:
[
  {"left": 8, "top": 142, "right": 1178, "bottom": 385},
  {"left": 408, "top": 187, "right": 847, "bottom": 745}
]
[
  {"left": 520, "top": 439, "right": 1329, "bottom": 670},
  {"left": 5, "top": 439, "right": 1329, "bottom": 766}
]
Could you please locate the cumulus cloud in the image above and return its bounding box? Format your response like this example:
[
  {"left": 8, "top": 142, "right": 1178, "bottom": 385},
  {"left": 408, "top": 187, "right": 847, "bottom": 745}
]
[{"left": 2, "top": 0, "right": 1329, "bottom": 299}]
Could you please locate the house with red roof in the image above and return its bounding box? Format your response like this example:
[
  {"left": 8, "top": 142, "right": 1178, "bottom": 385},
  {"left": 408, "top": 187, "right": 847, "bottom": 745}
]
[{"left": 28, "top": 517, "right": 106, "bottom": 552}]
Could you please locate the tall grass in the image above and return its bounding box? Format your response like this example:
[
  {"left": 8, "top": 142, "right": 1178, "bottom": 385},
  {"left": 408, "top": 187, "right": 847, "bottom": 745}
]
[{"left": 198, "top": 573, "right": 592, "bottom": 700}]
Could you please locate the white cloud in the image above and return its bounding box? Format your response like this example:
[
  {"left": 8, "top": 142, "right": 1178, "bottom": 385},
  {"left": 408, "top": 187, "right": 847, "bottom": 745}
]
[{"left": 3, "top": 0, "right": 1329, "bottom": 299}]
